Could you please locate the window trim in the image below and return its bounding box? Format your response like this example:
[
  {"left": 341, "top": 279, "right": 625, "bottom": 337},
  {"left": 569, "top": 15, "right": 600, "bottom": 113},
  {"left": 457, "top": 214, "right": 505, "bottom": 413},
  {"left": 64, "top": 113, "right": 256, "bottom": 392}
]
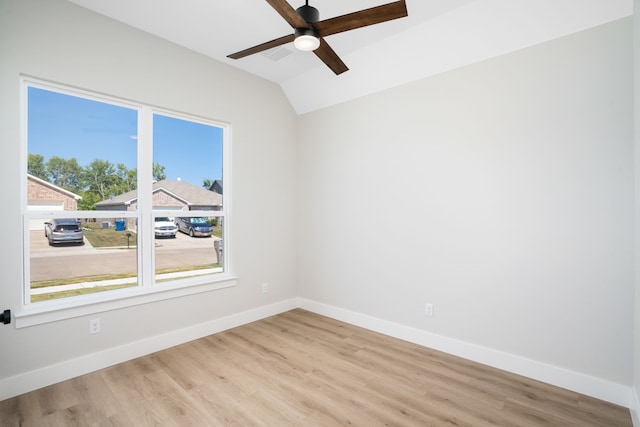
[
  {"left": 18, "top": 76, "right": 234, "bottom": 327},
  {"left": 15, "top": 276, "right": 238, "bottom": 328}
]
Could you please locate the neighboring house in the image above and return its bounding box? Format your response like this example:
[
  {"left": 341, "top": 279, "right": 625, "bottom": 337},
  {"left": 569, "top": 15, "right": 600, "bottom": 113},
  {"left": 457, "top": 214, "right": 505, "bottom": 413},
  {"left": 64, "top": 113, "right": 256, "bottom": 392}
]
[
  {"left": 27, "top": 174, "right": 82, "bottom": 230},
  {"left": 94, "top": 179, "right": 222, "bottom": 229},
  {"left": 208, "top": 180, "right": 223, "bottom": 195}
]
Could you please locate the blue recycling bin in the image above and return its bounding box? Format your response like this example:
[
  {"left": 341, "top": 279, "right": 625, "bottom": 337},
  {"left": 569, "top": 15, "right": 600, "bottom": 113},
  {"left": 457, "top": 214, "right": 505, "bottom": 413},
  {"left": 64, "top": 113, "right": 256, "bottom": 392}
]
[{"left": 115, "top": 220, "right": 125, "bottom": 231}]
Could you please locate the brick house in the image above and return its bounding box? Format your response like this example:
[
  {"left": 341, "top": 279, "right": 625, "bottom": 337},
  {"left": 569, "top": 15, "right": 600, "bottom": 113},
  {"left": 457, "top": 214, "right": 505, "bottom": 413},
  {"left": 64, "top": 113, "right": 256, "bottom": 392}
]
[
  {"left": 94, "top": 179, "right": 222, "bottom": 230},
  {"left": 27, "top": 174, "right": 82, "bottom": 230}
]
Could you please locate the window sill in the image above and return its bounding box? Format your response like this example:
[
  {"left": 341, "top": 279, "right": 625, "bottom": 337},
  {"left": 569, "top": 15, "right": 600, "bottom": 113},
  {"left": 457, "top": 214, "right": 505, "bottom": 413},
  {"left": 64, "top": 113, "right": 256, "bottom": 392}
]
[{"left": 15, "top": 274, "right": 238, "bottom": 328}]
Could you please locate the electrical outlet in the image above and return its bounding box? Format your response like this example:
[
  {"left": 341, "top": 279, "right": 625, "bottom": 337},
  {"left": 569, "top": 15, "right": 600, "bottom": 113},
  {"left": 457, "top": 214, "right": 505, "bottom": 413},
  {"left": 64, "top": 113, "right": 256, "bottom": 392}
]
[
  {"left": 262, "top": 282, "right": 269, "bottom": 293},
  {"left": 425, "top": 303, "right": 434, "bottom": 317},
  {"left": 89, "top": 318, "right": 101, "bottom": 334}
]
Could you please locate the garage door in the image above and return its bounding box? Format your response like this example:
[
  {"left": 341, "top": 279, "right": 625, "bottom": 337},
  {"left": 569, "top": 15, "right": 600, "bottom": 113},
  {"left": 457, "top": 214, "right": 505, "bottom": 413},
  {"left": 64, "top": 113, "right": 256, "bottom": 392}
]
[
  {"left": 153, "top": 206, "right": 184, "bottom": 218},
  {"left": 27, "top": 201, "right": 64, "bottom": 231}
]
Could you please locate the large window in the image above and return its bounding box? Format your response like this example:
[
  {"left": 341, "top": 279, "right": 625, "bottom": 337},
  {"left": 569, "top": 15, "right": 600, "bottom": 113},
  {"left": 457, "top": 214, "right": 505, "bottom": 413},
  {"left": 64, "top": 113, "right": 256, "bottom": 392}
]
[{"left": 23, "top": 79, "right": 231, "bottom": 312}]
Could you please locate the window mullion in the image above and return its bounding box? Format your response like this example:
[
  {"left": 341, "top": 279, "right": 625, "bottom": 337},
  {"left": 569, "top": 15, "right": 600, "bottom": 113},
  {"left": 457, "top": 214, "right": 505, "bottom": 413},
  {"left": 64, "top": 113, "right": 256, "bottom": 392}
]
[{"left": 137, "top": 107, "right": 154, "bottom": 288}]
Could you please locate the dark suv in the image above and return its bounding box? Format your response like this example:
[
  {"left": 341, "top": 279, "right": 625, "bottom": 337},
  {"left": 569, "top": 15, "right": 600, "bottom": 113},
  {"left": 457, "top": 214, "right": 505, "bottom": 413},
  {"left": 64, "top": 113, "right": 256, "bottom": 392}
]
[
  {"left": 175, "top": 217, "right": 213, "bottom": 237},
  {"left": 44, "top": 219, "right": 84, "bottom": 246}
]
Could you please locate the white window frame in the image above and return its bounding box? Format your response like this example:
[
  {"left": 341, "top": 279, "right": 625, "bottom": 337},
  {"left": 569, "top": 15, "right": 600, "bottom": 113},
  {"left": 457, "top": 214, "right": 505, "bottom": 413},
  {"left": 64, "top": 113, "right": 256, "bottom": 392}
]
[{"left": 17, "top": 77, "right": 235, "bottom": 328}]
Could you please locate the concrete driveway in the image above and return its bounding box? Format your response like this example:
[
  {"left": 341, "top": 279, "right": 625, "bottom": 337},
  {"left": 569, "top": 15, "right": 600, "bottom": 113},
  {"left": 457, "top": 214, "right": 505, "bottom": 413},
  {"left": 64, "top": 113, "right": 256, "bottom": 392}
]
[
  {"left": 30, "top": 230, "right": 94, "bottom": 257},
  {"left": 29, "top": 230, "right": 221, "bottom": 281}
]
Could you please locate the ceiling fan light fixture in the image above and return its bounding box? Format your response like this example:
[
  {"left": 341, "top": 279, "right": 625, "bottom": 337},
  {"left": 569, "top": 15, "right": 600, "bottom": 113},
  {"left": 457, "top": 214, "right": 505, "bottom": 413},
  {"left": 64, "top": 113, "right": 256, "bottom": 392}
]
[{"left": 294, "top": 28, "right": 320, "bottom": 51}]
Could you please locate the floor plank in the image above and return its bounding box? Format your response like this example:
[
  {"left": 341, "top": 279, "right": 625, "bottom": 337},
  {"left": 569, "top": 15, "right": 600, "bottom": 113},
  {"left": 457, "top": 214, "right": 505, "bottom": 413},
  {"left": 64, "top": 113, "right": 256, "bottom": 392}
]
[{"left": 0, "top": 309, "right": 632, "bottom": 426}]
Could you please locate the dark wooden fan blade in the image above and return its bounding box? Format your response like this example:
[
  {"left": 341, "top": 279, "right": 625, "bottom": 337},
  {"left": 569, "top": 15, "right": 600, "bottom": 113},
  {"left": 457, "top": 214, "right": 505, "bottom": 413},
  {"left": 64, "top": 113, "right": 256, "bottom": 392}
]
[
  {"left": 315, "top": 0, "right": 407, "bottom": 38},
  {"left": 227, "top": 34, "right": 294, "bottom": 59},
  {"left": 314, "top": 38, "right": 349, "bottom": 75},
  {"left": 266, "top": 0, "right": 309, "bottom": 28}
]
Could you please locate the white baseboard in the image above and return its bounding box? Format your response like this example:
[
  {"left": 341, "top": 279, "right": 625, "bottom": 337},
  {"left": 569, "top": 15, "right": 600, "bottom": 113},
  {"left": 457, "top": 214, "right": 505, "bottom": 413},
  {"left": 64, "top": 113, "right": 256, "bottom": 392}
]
[
  {"left": 0, "top": 298, "right": 297, "bottom": 401},
  {"left": 1, "top": 296, "right": 633, "bottom": 411},
  {"left": 297, "top": 298, "right": 632, "bottom": 408},
  {"left": 631, "top": 387, "right": 640, "bottom": 427}
]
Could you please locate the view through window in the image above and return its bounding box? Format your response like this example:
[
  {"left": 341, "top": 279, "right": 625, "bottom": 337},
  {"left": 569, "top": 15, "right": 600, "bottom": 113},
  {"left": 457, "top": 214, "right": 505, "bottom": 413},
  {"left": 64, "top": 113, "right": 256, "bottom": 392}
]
[{"left": 25, "top": 82, "right": 227, "bottom": 304}]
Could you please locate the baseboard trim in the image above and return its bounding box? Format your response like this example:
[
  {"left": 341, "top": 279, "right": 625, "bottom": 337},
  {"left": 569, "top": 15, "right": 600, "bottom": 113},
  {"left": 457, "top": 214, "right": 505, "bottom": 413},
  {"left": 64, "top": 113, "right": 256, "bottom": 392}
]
[
  {"left": 0, "top": 298, "right": 297, "bottom": 401},
  {"left": 297, "top": 298, "right": 632, "bottom": 408},
  {"left": 1, "top": 297, "right": 633, "bottom": 409}
]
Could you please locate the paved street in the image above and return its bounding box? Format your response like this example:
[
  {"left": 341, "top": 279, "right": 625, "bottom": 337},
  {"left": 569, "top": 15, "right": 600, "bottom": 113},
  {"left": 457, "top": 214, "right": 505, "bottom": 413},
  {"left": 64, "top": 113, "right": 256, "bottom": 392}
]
[{"left": 29, "top": 231, "right": 221, "bottom": 282}]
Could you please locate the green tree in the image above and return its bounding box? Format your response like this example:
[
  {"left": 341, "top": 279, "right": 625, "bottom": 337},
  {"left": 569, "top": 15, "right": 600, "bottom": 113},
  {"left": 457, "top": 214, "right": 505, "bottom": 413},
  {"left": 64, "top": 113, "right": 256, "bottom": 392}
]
[
  {"left": 28, "top": 154, "right": 167, "bottom": 208},
  {"left": 115, "top": 163, "right": 137, "bottom": 193},
  {"left": 152, "top": 163, "right": 166, "bottom": 182},
  {"left": 28, "top": 153, "right": 48, "bottom": 181},
  {"left": 83, "top": 159, "right": 118, "bottom": 200},
  {"left": 77, "top": 191, "right": 101, "bottom": 211},
  {"left": 202, "top": 178, "right": 213, "bottom": 189},
  {"left": 46, "top": 156, "right": 83, "bottom": 193}
]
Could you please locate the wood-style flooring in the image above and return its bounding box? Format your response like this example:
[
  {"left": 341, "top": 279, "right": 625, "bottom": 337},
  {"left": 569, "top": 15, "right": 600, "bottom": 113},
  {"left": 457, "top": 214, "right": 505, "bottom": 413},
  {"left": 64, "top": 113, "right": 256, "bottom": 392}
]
[{"left": 0, "top": 309, "right": 632, "bottom": 426}]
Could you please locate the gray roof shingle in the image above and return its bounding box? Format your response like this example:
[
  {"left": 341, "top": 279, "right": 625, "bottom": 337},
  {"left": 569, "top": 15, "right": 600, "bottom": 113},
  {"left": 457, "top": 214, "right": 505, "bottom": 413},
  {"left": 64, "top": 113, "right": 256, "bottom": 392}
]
[{"left": 95, "top": 180, "right": 222, "bottom": 208}]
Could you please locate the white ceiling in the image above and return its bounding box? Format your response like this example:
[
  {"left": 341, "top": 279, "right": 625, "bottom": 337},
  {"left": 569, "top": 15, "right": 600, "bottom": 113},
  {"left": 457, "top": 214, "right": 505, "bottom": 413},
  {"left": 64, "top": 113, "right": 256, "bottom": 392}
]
[{"left": 67, "top": 0, "right": 633, "bottom": 114}]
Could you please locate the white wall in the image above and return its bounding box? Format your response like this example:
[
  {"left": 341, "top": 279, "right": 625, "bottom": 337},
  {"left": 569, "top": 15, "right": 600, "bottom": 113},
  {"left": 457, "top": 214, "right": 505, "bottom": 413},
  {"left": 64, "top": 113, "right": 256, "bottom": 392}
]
[
  {"left": 297, "top": 17, "right": 634, "bottom": 389},
  {"left": 633, "top": 0, "right": 640, "bottom": 422},
  {"left": 0, "top": 0, "right": 298, "bottom": 391}
]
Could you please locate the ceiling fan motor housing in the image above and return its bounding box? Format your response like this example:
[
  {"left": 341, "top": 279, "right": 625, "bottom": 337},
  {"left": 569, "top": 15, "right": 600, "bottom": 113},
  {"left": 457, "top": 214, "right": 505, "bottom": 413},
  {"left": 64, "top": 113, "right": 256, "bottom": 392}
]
[{"left": 296, "top": 4, "right": 319, "bottom": 24}]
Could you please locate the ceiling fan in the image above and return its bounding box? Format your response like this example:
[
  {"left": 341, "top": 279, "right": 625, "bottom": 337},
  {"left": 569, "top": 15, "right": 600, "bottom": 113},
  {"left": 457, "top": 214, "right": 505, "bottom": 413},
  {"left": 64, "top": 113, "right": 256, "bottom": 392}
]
[{"left": 227, "top": 0, "right": 408, "bottom": 75}]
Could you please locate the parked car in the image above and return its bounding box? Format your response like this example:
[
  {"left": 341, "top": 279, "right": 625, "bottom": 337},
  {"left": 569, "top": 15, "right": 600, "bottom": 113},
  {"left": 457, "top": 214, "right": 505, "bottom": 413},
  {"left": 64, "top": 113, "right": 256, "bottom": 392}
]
[
  {"left": 175, "top": 217, "right": 213, "bottom": 237},
  {"left": 154, "top": 217, "right": 177, "bottom": 238},
  {"left": 44, "top": 218, "right": 84, "bottom": 246}
]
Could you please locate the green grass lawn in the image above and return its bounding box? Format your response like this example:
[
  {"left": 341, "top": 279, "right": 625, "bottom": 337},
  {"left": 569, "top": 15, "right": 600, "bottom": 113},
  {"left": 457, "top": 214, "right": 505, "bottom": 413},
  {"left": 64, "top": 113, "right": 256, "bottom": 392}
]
[
  {"left": 211, "top": 225, "right": 223, "bottom": 238},
  {"left": 31, "top": 283, "right": 137, "bottom": 302},
  {"left": 82, "top": 221, "right": 222, "bottom": 246},
  {"left": 82, "top": 222, "right": 137, "bottom": 248},
  {"left": 31, "top": 263, "right": 221, "bottom": 302}
]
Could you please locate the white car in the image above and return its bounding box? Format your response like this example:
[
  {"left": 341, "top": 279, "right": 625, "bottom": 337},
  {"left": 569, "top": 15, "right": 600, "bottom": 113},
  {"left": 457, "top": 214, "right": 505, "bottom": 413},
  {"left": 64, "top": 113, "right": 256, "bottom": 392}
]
[{"left": 154, "top": 217, "right": 177, "bottom": 238}]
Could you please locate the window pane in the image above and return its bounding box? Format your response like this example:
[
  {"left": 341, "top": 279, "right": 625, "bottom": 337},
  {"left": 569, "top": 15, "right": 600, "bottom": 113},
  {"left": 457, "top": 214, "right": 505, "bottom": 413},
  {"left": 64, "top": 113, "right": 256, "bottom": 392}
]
[
  {"left": 29, "top": 216, "right": 138, "bottom": 302},
  {"left": 152, "top": 114, "right": 224, "bottom": 283},
  {"left": 155, "top": 216, "right": 224, "bottom": 282},
  {"left": 26, "top": 87, "right": 139, "bottom": 302},
  {"left": 27, "top": 87, "right": 138, "bottom": 207},
  {"left": 152, "top": 114, "right": 223, "bottom": 203}
]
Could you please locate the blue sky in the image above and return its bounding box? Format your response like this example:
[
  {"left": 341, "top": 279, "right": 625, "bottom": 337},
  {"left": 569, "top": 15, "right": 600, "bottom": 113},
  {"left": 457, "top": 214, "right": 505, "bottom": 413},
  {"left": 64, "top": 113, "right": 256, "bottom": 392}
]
[{"left": 27, "top": 87, "right": 223, "bottom": 188}]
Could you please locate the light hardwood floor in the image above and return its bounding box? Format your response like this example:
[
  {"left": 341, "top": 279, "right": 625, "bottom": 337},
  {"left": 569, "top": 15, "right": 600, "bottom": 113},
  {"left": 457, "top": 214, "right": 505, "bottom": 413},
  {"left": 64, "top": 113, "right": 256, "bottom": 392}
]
[{"left": 0, "top": 309, "right": 632, "bottom": 426}]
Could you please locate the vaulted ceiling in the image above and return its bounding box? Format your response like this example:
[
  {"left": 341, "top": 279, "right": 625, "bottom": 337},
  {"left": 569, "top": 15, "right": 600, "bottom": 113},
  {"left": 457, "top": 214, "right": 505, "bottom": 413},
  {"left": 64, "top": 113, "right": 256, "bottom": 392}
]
[{"left": 67, "top": 0, "right": 633, "bottom": 114}]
